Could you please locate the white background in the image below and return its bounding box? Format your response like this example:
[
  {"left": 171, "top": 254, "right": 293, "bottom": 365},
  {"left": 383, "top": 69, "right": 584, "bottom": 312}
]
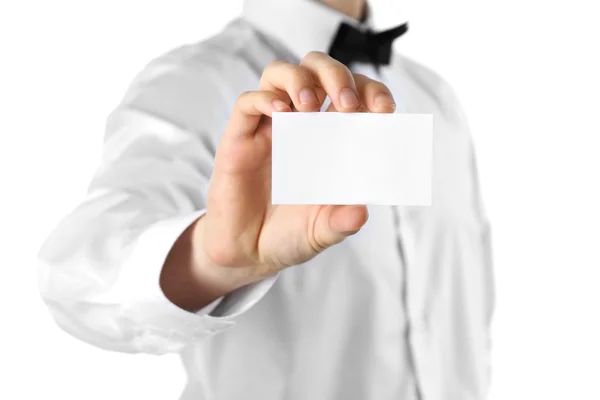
[{"left": 1, "top": 0, "right": 599, "bottom": 399}]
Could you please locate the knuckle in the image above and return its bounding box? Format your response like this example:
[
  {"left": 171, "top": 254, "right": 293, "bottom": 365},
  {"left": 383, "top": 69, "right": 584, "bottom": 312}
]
[
  {"left": 353, "top": 73, "right": 390, "bottom": 94},
  {"left": 366, "top": 80, "right": 389, "bottom": 93},
  {"left": 256, "top": 255, "right": 284, "bottom": 274},
  {"left": 238, "top": 90, "right": 254, "bottom": 102},
  {"left": 263, "top": 59, "right": 292, "bottom": 76},
  {"left": 323, "top": 62, "right": 351, "bottom": 79},
  {"left": 238, "top": 90, "right": 271, "bottom": 105},
  {"left": 309, "top": 232, "right": 329, "bottom": 254},
  {"left": 262, "top": 60, "right": 313, "bottom": 89},
  {"left": 302, "top": 50, "right": 328, "bottom": 62},
  {"left": 352, "top": 73, "right": 370, "bottom": 84},
  {"left": 236, "top": 91, "right": 259, "bottom": 109},
  {"left": 288, "top": 65, "right": 313, "bottom": 85}
]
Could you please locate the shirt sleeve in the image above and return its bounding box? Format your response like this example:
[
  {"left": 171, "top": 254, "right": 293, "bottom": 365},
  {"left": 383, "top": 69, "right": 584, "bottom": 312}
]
[{"left": 36, "top": 52, "right": 278, "bottom": 355}]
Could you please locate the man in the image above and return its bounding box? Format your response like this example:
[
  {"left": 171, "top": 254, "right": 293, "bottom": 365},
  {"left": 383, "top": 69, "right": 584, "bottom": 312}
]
[{"left": 37, "top": 0, "right": 494, "bottom": 399}]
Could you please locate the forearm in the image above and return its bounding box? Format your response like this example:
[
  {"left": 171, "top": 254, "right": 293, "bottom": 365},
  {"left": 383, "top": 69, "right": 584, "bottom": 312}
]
[
  {"left": 37, "top": 55, "right": 284, "bottom": 354},
  {"left": 37, "top": 189, "right": 216, "bottom": 353}
]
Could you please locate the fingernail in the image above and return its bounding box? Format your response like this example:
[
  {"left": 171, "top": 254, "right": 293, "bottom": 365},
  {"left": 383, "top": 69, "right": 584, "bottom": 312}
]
[
  {"left": 340, "top": 88, "right": 359, "bottom": 109},
  {"left": 374, "top": 93, "right": 396, "bottom": 109},
  {"left": 272, "top": 99, "right": 290, "bottom": 111},
  {"left": 299, "top": 88, "right": 318, "bottom": 105}
]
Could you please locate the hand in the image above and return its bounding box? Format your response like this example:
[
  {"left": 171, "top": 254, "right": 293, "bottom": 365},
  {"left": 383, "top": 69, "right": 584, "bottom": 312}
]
[
  {"left": 201, "top": 51, "right": 396, "bottom": 284},
  {"left": 161, "top": 52, "right": 397, "bottom": 311}
]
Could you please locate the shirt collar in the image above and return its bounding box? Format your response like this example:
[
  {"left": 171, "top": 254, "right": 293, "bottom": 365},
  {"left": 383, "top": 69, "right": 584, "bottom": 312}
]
[{"left": 242, "top": 0, "right": 368, "bottom": 61}]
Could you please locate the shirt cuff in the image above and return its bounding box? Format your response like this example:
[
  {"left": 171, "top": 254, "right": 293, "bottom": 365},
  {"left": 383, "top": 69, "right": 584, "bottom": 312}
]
[
  {"left": 109, "top": 209, "right": 278, "bottom": 353},
  {"left": 195, "top": 296, "right": 224, "bottom": 316}
]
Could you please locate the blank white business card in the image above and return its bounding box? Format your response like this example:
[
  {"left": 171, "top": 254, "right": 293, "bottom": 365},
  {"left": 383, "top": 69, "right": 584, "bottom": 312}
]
[{"left": 272, "top": 112, "right": 433, "bottom": 206}]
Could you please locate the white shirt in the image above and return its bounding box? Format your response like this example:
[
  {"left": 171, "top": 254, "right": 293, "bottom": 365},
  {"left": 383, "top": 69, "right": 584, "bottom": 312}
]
[{"left": 36, "top": 0, "right": 494, "bottom": 399}]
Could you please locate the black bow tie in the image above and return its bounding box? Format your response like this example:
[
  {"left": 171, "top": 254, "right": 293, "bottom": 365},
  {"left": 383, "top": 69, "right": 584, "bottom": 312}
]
[{"left": 328, "top": 22, "right": 409, "bottom": 68}]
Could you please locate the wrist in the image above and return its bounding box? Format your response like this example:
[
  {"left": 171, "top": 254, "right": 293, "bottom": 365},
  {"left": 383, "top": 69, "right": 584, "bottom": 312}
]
[
  {"left": 161, "top": 215, "right": 243, "bottom": 312},
  {"left": 191, "top": 215, "right": 258, "bottom": 292}
]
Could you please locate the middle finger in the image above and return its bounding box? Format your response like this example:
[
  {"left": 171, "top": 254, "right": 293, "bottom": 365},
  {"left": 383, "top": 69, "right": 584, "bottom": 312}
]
[{"left": 300, "top": 51, "right": 361, "bottom": 112}]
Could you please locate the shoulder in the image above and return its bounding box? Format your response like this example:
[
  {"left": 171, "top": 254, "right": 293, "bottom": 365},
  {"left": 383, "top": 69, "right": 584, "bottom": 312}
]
[
  {"left": 117, "top": 19, "right": 269, "bottom": 134},
  {"left": 393, "top": 54, "right": 468, "bottom": 127},
  {"left": 127, "top": 18, "right": 265, "bottom": 98}
]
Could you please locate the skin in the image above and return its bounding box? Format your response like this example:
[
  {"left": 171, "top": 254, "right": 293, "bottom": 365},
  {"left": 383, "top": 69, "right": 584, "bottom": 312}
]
[
  {"left": 320, "top": 0, "right": 366, "bottom": 20},
  {"left": 160, "top": 0, "right": 393, "bottom": 312}
]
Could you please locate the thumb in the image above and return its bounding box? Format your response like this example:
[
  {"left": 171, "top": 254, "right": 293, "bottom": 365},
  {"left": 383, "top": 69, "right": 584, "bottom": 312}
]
[{"left": 314, "top": 205, "right": 369, "bottom": 248}]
